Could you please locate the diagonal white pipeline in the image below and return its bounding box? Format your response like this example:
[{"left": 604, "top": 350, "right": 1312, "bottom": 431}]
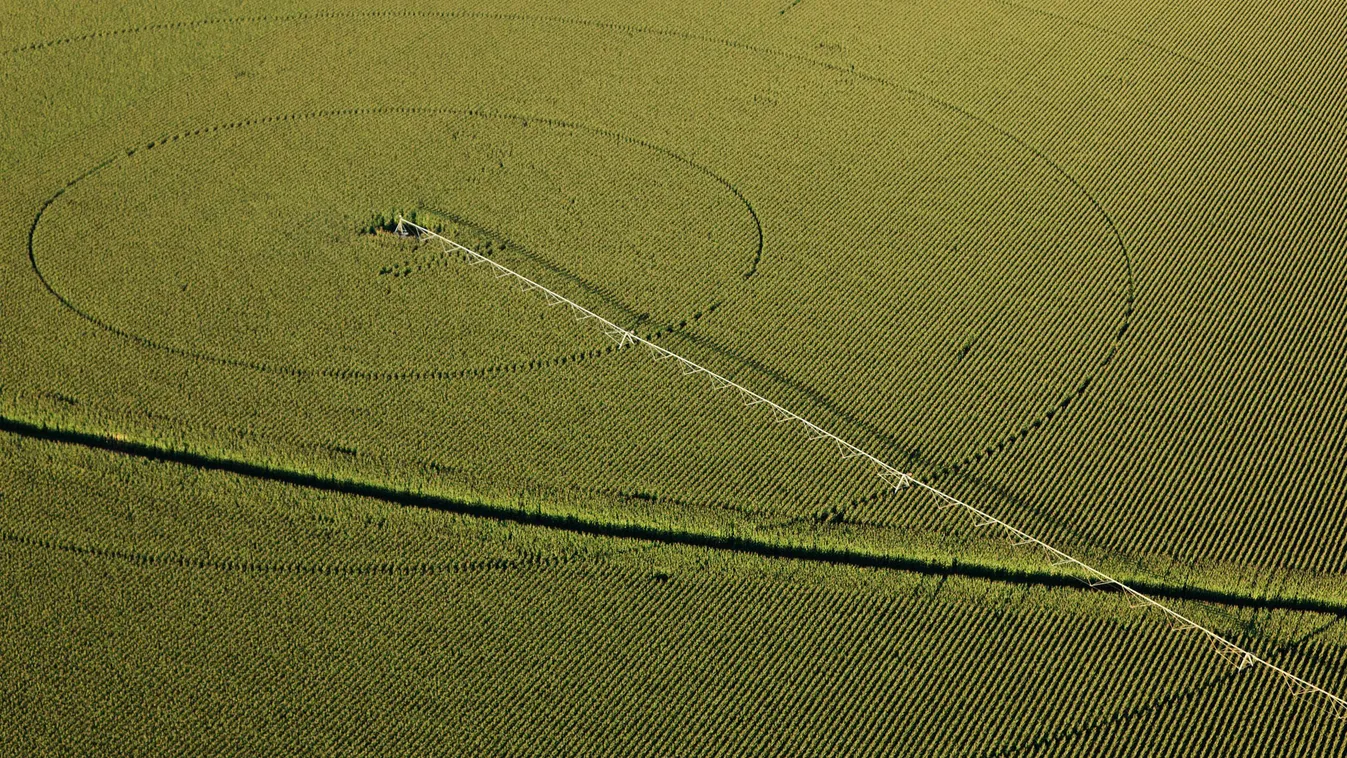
[{"left": 398, "top": 216, "right": 1347, "bottom": 720}]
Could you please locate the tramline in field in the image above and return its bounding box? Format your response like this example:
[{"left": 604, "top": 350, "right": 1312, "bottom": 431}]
[{"left": 397, "top": 215, "right": 1347, "bottom": 721}]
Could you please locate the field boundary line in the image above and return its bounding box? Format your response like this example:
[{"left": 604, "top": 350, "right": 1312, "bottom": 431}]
[
  {"left": 400, "top": 216, "right": 1347, "bottom": 720},
  {"left": 7, "top": 409, "right": 1344, "bottom": 615}
]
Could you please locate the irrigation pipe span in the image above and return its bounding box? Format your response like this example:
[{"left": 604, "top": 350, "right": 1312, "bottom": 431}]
[{"left": 397, "top": 216, "right": 1346, "bottom": 719}]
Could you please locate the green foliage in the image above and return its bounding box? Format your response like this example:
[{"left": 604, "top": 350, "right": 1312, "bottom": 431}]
[
  {"left": 3, "top": 0, "right": 1347, "bottom": 753},
  {"left": 3, "top": 433, "right": 1346, "bottom": 755}
]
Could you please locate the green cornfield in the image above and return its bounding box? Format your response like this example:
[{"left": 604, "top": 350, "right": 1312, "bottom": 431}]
[{"left": 3, "top": 1, "right": 1346, "bottom": 754}]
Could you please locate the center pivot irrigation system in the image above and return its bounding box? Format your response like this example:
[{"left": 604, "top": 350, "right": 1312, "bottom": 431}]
[{"left": 396, "top": 216, "right": 1346, "bottom": 719}]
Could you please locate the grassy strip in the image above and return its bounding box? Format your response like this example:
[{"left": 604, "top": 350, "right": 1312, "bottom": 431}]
[{"left": 1, "top": 410, "right": 1343, "bottom": 616}]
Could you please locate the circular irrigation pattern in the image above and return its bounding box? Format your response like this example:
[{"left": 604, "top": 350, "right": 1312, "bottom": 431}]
[
  {"left": 14, "top": 9, "right": 1134, "bottom": 498},
  {"left": 28, "top": 107, "right": 763, "bottom": 378},
  {"left": 20, "top": 15, "right": 1347, "bottom": 747}
]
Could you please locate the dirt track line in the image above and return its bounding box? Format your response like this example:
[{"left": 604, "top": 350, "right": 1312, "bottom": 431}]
[
  {"left": 1, "top": 413, "right": 1342, "bottom": 617},
  {"left": 24, "top": 106, "right": 762, "bottom": 384}
]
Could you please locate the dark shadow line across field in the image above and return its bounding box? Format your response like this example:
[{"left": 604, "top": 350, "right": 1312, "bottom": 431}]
[
  {"left": 14, "top": 10, "right": 1154, "bottom": 611},
  {"left": 409, "top": 205, "right": 757, "bottom": 326},
  {"left": 931, "top": 469, "right": 1094, "bottom": 545},
  {"left": 403, "top": 208, "right": 645, "bottom": 323},
  {"left": 983, "top": 616, "right": 1344, "bottom": 756},
  {"left": 665, "top": 329, "right": 920, "bottom": 460},
  {"left": 2, "top": 414, "right": 1343, "bottom": 618},
  {"left": 763, "top": 307, "right": 1130, "bottom": 527}
]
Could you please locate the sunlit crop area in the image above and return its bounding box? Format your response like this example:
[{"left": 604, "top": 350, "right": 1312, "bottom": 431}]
[{"left": 3, "top": 1, "right": 1346, "bottom": 754}]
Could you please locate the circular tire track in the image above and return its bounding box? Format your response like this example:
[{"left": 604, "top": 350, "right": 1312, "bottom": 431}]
[
  {"left": 14, "top": 9, "right": 1134, "bottom": 503},
  {"left": 6, "top": 3, "right": 1331, "bottom": 128},
  {"left": 28, "top": 106, "right": 764, "bottom": 380},
  {"left": 15, "top": 14, "right": 1347, "bottom": 743}
]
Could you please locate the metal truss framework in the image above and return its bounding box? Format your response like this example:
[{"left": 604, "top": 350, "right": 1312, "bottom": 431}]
[{"left": 397, "top": 216, "right": 1346, "bottom": 719}]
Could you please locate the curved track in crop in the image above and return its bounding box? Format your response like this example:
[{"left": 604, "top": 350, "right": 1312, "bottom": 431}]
[
  {"left": 8, "top": 10, "right": 1347, "bottom": 745},
  {"left": 26, "top": 106, "right": 762, "bottom": 380},
  {"left": 13, "top": 9, "right": 1134, "bottom": 487}
]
